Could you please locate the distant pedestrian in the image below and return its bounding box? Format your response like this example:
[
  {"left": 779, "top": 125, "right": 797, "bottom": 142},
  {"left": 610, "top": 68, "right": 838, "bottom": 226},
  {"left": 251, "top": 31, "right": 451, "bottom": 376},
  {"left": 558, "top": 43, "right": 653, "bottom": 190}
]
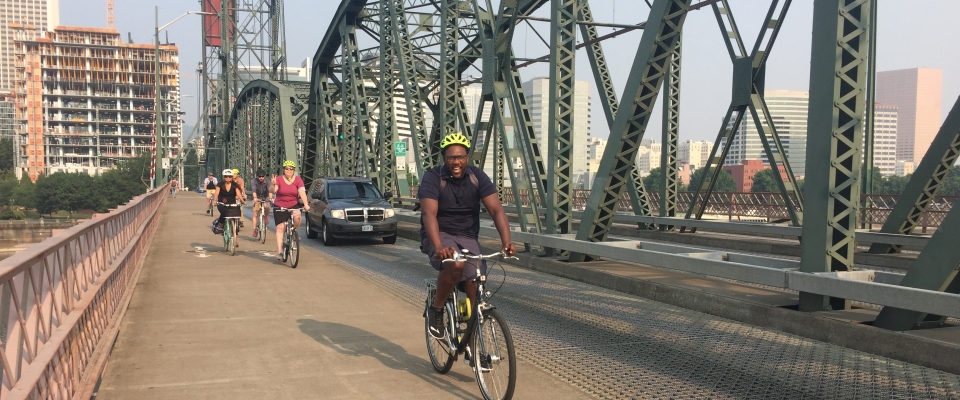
[{"left": 170, "top": 178, "right": 178, "bottom": 198}]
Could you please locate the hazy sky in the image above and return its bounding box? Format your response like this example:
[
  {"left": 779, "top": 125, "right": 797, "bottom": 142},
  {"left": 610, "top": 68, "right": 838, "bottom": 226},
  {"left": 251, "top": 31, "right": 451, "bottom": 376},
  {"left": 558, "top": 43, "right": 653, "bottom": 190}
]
[{"left": 60, "top": 0, "right": 960, "bottom": 143}]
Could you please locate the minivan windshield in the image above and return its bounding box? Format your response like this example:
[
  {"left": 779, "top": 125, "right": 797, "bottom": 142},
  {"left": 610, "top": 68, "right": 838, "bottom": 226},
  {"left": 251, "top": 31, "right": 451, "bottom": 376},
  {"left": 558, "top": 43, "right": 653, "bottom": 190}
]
[{"left": 327, "top": 181, "right": 382, "bottom": 200}]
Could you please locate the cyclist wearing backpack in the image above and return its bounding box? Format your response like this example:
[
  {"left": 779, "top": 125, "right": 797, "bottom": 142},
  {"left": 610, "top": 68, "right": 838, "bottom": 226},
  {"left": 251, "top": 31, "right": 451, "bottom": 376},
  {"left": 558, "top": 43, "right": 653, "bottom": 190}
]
[
  {"left": 420, "top": 132, "right": 516, "bottom": 339},
  {"left": 203, "top": 172, "right": 218, "bottom": 214}
]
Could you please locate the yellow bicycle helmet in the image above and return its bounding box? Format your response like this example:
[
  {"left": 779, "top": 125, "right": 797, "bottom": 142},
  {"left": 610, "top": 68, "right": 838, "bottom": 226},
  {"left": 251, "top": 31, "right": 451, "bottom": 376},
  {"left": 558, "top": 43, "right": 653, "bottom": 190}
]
[
  {"left": 232, "top": 168, "right": 240, "bottom": 176},
  {"left": 282, "top": 160, "right": 296, "bottom": 168},
  {"left": 440, "top": 132, "right": 470, "bottom": 150}
]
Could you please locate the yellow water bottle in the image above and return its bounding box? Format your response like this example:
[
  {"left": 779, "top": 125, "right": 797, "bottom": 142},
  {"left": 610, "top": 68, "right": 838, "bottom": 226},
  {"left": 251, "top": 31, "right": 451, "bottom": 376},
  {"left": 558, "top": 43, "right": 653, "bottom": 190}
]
[{"left": 458, "top": 297, "right": 472, "bottom": 320}]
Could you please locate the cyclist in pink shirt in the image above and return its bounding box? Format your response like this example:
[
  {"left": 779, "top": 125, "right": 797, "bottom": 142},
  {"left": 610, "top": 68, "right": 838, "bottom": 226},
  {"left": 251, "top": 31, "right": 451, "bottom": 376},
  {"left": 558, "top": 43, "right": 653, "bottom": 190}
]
[{"left": 270, "top": 160, "right": 311, "bottom": 259}]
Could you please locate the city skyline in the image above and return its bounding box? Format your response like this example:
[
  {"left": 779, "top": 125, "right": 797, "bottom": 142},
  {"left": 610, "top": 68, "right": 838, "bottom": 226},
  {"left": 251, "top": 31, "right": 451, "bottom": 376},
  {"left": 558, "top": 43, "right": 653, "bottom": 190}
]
[{"left": 53, "top": 0, "right": 960, "bottom": 147}]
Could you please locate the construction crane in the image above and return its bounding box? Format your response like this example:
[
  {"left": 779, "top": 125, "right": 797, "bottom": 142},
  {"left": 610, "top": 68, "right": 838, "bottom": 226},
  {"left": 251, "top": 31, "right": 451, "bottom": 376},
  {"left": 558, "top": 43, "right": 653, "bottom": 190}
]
[{"left": 106, "top": 0, "right": 114, "bottom": 29}]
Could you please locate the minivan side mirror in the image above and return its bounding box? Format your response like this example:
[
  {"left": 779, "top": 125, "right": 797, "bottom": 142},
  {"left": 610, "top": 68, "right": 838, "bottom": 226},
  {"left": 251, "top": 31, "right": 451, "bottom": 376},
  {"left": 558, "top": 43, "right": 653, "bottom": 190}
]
[
  {"left": 383, "top": 191, "right": 393, "bottom": 200},
  {"left": 311, "top": 191, "right": 322, "bottom": 200}
]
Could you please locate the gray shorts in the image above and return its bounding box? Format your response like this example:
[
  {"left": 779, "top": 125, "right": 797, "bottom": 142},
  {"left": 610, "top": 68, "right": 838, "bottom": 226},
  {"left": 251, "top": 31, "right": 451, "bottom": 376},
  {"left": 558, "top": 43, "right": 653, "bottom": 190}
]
[{"left": 422, "top": 232, "right": 487, "bottom": 282}]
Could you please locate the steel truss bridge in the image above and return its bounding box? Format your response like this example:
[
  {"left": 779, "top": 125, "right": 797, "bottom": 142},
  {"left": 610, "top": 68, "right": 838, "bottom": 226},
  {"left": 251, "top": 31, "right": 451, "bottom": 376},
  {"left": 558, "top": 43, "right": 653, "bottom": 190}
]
[{"left": 205, "top": 0, "right": 960, "bottom": 332}]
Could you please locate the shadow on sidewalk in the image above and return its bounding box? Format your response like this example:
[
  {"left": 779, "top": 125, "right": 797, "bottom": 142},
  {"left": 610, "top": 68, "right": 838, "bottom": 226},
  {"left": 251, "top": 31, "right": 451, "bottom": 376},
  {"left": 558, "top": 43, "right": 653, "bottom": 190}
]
[{"left": 297, "top": 319, "right": 478, "bottom": 399}]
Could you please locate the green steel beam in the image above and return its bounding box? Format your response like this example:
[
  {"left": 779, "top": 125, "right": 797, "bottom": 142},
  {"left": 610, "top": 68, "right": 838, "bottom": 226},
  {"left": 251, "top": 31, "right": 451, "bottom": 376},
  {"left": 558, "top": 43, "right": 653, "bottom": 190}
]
[
  {"left": 320, "top": 69, "right": 342, "bottom": 178},
  {"left": 302, "top": 68, "right": 323, "bottom": 185},
  {"left": 578, "top": 1, "right": 654, "bottom": 230},
  {"left": 861, "top": 0, "right": 878, "bottom": 228},
  {"left": 799, "top": 0, "right": 872, "bottom": 312},
  {"left": 571, "top": 0, "right": 692, "bottom": 262},
  {"left": 505, "top": 60, "right": 549, "bottom": 222},
  {"left": 438, "top": 0, "right": 461, "bottom": 162},
  {"left": 378, "top": 0, "right": 399, "bottom": 195},
  {"left": 869, "top": 97, "right": 960, "bottom": 254},
  {"left": 545, "top": 0, "right": 578, "bottom": 250},
  {"left": 388, "top": 0, "right": 431, "bottom": 179},
  {"left": 873, "top": 200, "right": 960, "bottom": 331},
  {"left": 660, "top": 35, "right": 681, "bottom": 229},
  {"left": 684, "top": 0, "right": 801, "bottom": 229},
  {"left": 340, "top": 19, "right": 362, "bottom": 177}
]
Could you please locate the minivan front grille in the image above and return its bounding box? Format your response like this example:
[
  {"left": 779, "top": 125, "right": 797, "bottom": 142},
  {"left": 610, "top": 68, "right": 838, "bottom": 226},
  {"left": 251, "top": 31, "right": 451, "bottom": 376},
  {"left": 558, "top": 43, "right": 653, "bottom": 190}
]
[{"left": 344, "top": 208, "right": 385, "bottom": 222}]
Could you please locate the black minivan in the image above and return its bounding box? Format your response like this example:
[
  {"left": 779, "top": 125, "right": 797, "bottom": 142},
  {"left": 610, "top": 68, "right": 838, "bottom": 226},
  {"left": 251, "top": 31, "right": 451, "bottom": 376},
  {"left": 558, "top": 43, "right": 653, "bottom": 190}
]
[{"left": 304, "top": 177, "right": 398, "bottom": 246}]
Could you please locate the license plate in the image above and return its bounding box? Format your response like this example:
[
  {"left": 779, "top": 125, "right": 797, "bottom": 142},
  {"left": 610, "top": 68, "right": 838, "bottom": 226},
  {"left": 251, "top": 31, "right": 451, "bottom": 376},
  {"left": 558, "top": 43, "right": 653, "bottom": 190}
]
[{"left": 362, "top": 225, "right": 373, "bottom": 232}]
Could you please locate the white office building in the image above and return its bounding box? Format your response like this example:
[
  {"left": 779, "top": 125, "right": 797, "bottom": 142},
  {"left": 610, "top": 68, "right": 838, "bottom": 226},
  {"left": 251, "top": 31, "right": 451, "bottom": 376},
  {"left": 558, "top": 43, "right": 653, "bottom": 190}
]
[
  {"left": 873, "top": 104, "right": 898, "bottom": 176},
  {"left": 723, "top": 90, "right": 809, "bottom": 178},
  {"left": 0, "top": 0, "right": 59, "bottom": 93},
  {"left": 679, "top": 140, "right": 711, "bottom": 170},
  {"left": 522, "top": 77, "right": 591, "bottom": 188}
]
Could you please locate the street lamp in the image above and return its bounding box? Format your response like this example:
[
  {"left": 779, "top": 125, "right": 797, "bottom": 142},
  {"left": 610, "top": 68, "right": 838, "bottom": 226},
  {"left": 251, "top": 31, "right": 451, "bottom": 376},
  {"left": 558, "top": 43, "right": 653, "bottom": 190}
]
[{"left": 152, "top": 7, "right": 212, "bottom": 190}]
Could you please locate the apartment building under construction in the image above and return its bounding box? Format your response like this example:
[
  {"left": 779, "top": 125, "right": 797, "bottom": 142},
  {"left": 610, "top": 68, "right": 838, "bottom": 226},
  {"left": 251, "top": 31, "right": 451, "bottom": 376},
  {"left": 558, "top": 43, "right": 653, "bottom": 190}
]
[{"left": 11, "top": 23, "right": 180, "bottom": 180}]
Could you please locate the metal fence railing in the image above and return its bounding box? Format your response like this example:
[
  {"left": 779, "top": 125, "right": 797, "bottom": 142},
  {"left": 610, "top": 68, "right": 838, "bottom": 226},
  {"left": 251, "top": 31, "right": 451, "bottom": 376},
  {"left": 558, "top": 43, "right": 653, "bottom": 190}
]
[
  {"left": 0, "top": 184, "right": 168, "bottom": 399},
  {"left": 406, "top": 187, "right": 954, "bottom": 229}
]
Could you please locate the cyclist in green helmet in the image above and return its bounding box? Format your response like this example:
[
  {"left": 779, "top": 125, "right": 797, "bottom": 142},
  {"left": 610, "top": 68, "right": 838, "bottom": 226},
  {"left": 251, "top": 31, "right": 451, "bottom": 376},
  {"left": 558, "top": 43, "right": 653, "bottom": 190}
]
[
  {"left": 270, "top": 160, "right": 310, "bottom": 259},
  {"left": 421, "top": 132, "right": 516, "bottom": 339}
]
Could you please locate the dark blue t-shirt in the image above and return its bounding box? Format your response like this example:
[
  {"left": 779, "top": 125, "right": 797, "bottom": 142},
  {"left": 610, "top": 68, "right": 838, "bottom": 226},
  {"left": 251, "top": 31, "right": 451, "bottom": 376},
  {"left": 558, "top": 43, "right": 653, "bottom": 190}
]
[{"left": 419, "top": 165, "right": 498, "bottom": 240}]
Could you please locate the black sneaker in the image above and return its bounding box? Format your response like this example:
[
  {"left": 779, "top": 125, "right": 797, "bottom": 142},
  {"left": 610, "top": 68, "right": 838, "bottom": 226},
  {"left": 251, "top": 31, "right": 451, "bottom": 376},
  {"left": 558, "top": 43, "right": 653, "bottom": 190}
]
[{"left": 428, "top": 307, "right": 445, "bottom": 339}]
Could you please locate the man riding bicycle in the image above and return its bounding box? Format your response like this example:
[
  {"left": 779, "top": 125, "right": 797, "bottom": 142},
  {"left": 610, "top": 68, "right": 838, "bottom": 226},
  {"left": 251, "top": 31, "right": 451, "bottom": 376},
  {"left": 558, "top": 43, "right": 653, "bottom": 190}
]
[
  {"left": 203, "top": 172, "right": 218, "bottom": 214},
  {"left": 251, "top": 168, "right": 272, "bottom": 238},
  {"left": 422, "top": 132, "right": 516, "bottom": 339}
]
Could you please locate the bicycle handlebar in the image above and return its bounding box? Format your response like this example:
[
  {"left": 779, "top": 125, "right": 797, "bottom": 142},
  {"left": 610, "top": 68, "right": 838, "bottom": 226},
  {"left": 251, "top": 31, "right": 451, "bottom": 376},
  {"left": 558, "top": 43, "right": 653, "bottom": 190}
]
[
  {"left": 273, "top": 205, "right": 304, "bottom": 212},
  {"left": 441, "top": 250, "right": 519, "bottom": 264},
  {"left": 216, "top": 202, "right": 242, "bottom": 207}
]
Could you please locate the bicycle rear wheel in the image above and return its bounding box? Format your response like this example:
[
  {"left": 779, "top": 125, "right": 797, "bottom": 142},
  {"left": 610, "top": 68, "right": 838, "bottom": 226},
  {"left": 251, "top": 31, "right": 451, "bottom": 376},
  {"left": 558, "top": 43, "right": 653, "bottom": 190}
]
[
  {"left": 424, "top": 293, "right": 455, "bottom": 373},
  {"left": 472, "top": 308, "right": 516, "bottom": 400},
  {"left": 288, "top": 230, "right": 300, "bottom": 268}
]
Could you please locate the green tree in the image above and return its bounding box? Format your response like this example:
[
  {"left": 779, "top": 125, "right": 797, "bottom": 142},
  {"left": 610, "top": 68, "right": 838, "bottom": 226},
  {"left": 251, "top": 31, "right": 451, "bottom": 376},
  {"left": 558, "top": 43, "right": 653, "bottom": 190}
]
[
  {"left": 939, "top": 167, "right": 960, "bottom": 196},
  {"left": 406, "top": 171, "right": 419, "bottom": 187},
  {"left": 11, "top": 177, "right": 35, "bottom": 209},
  {"left": 34, "top": 174, "right": 62, "bottom": 215},
  {"left": 0, "top": 138, "right": 13, "bottom": 171},
  {"left": 0, "top": 175, "right": 17, "bottom": 204},
  {"left": 35, "top": 172, "right": 98, "bottom": 216},
  {"left": 750, "top": 169, "right": 781, "bottom": 193},
  {"left": 643, "top": 168, "right": 662, "bottom": 193},
  {"left": 184, "top": 148, "right": 200, "bottom": 190},
  {"left": 879, "top": 174, "right": 911, "bottom": 194},
  {"left": 688, "top": 167, "right": 737, "bottom": 193}
]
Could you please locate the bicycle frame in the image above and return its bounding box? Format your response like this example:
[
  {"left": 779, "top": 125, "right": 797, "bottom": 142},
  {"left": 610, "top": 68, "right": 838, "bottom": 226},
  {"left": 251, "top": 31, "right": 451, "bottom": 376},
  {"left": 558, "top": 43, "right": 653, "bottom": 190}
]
[{"left": 434, "top": 251, "right": 516, "bottom": 355}]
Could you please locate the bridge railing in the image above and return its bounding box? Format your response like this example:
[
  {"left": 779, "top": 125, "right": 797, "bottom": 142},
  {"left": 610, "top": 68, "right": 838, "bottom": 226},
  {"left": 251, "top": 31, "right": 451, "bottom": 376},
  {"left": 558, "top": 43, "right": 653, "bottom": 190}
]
[
  {"left": 0, "top": 184, "right": 168, "bottom": 400},
  {"left": 406, "top": 187, "right": 954, "bottom": 228}
]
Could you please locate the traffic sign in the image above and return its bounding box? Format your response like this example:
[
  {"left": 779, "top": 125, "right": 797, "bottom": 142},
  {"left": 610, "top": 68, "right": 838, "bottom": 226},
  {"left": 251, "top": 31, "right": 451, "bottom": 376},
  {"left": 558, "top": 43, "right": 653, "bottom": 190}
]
[{"left": 394, "top": 141, "right": 407, "bottom": 157}]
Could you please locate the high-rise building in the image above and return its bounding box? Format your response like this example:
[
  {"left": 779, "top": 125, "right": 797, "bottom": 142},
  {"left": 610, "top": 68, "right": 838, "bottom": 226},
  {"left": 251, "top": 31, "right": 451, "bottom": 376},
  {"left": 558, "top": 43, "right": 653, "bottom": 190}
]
[
  {"left": 873, "top": 104, "right": 898, "bottom": 176},
  {"left": 723, "top": 90, "right": 809, "bottom": 177},
  {"left": 636, "top": 141, "right": 661, "bottom": 177},
  {"left": 0, "top": 0, "right": 59, "bottom": 93},
  {"left": 522, "top": 78, "right": 591, "bottom": 188},
  {"left": 876, "top": 68, "right": 942, "bottom": 164},
  {"left": 12, "top": 25, "right": 181, "bottom": 180},
  {"left": 0, "top": 99, "right": 15, "bottom": 139},
  {"left": 679, "top": 140, "right": 711, "bottom": 170}
]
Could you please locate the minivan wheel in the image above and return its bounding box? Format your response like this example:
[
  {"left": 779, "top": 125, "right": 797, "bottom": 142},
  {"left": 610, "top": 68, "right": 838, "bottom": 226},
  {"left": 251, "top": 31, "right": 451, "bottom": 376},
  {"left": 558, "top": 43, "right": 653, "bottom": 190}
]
[
  {"left": 321, "top": 219, "right": 336, "bottom": 246},
  {"left": 305, "top": 215, "right": 318, "bottom": 239},
  {"left": 382, "top": 232, "right": 397, "bottom": 244}
]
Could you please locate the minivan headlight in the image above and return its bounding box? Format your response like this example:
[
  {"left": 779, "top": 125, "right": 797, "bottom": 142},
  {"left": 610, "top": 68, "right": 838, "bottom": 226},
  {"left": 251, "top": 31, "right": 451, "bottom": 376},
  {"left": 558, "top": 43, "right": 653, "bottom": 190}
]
[
  {"left": 384, "top": 208, "right": 395, "bottom": 218},
  {"left": 330, "top": 209, "right": 345, "bottom": 219}
]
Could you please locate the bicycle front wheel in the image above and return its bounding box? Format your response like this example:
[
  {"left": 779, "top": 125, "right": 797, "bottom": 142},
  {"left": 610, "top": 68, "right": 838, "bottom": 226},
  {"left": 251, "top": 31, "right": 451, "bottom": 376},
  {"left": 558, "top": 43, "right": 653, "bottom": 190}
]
[
  {"left": 228, "top": 221, "right": 236, "bottom": 256},
  {"left": 288, "top": 230, "right": 300, "bottom": 268},
  {"left": 472, "top": 308, "right": 517, "bottom": 400}
]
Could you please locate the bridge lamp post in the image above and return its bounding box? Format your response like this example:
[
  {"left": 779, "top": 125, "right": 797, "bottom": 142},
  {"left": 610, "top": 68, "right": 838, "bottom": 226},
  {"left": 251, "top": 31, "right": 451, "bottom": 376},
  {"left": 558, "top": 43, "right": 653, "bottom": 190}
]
[{"left": 153, "top": 8, "right": 212, "bottom": 190}]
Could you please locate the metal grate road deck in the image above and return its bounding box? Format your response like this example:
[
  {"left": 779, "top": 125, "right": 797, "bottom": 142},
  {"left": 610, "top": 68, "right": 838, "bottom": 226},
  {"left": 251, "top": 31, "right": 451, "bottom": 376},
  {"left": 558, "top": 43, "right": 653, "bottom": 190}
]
[{"left": 306, "top": 236, "right": 960, "bottom": 399}]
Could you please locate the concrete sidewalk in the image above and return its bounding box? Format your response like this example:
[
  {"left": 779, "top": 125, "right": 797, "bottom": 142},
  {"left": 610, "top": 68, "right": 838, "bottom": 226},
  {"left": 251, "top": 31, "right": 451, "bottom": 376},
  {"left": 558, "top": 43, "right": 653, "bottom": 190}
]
[{"left": 97, "top": 193, "right": 576, "bottom": 399}]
